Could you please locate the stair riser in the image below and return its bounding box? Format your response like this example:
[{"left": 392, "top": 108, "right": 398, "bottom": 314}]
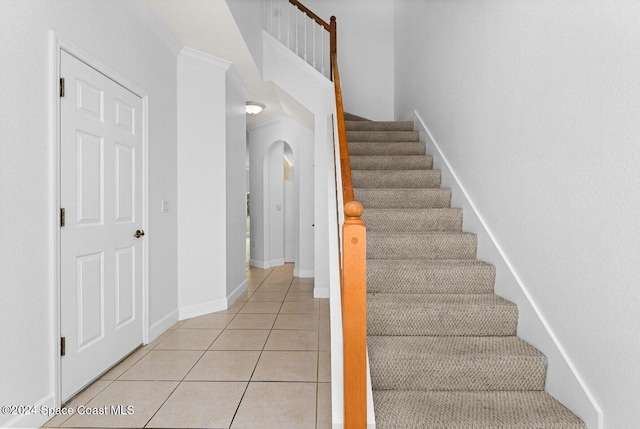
[
  {"left": 363, "top": 209, "right": 462, "bottom": 232},
  {"left": 348, "top": 130, "right": 420, "bottom": 142},
  {"left": 355, "top": 188, "right": 452, "bottom": 209},
  {"left": 352, "top": 170, "right": 441, "bottom": 189},
  {"left": 367, "top": 265, "right": 495, "bottom": 294},
  {"left": 349, "top": 142, "right": 425, "bottom": 156},
  {"left": 350, "top": 156, "right": 433, "bottom": 170},
  {"left": 367, "top": 304, "right": 518, "bottom": 336},
  {"left": 370, "top": 358, "right": 546, "bottom": 391},
  {"left": 346, "top": 121, "right": 414, "bottom": 131},
  {"left": 367, "top": 234, "right": 477, "bottom": 260}
]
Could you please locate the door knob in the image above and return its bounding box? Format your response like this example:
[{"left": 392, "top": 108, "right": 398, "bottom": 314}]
[{"left": 134, "top": 229, "right": 145, "bottom": 238}]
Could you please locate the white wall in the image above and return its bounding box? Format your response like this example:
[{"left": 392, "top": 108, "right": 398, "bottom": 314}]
[
  {"left": 267, "top": 142, "right": 286, "bottom": 266},
  {"left": 226, "top": 74, "right": 249, "bottom": 296},
  {"left": 0, "top": 1, "right": 178, "bottom": 427},
  {"left": 177, "top": 48, "right": 248, "bottom": 319},
  {"left": 301, "top": 0, "right": 395, "bottom": 120},
  {"left": 394, "top": 1, "right": 640, "bottom": 427},
  {"left": 248, "top": 117, "right": 315, "bottom": 277}
]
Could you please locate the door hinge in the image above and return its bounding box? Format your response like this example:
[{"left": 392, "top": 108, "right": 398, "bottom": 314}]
[
  {"left": 60, "top": 337, "right": 66, "bottom": 356},
  {"left": 60, "top": 78, "right": 65, "bottom": 97},
  {"left": 60, "top": 208, "right": 65, "bottom": 227}
]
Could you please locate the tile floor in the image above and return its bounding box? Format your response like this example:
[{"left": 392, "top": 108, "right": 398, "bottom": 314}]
[{"left": 43, "top": 264, "right": 331, "bottom": 429}]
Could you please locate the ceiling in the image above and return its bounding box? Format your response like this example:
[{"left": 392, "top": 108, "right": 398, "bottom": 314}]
[{"left": 144, "top": 0, "right": 313, "bottom": 128}]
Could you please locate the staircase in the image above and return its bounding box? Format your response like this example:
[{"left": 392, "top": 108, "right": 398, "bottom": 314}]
[{"left": 347, "top": 117, "right": 585, "bottom": 428}]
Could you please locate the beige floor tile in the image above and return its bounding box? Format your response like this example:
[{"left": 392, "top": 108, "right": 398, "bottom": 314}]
[
  {"left": 274, "top": 313, "right": 319, "bottom": 330},
  {"left": 119, "top": 350, "right": 203, "bottom": 381},
  {"left": 141, "top": 329, "right": 174, "bottom": 351},
  {"left": 62, "top": 381, "right": 177, "bottom": 428},
  {"left": 239, "top": 301, "right": 282, "bottom": 314},
  {"left": 319, "top": 325, "right": 331, "bottom": 352},
  {"left": 246, "top": 283, "right": 262, "bottom": 292},
  {"left": 252, "top": 351, "right": 318, "bottom": 382},
  {"left": 248, "top": 291, "right": 287, "bottom": 302},
  {"left": 180, "top": 313, "right": 236, "bottom": 329},
  {"left": 216, "top": 300, "right": 246, "bottom": 314},
  {"left": 317, "top": 383, "right": 332, "bottom": 428},
  {"left": 288, "top": 283, "right": 314, "bottom": 292},
  {"left": 280, "top": 300, "right": 319, "bottom": 314},
  {"left": 285, "top": 291, "right": 316, "bottom": 301},
  {"left": 257, "top": 282, "right": 291, "bottom": 292},
  {"left": 146, "top": 381, "right": 247, "bottom": 428},
  {"left": 210, "top": 330, "right": 270, "bottom": 351},
  {"left": 319, "top": 299, "right": 330, "bottom": 312},
  {"left": 247, "top": 269, "right": 271, "bottom": 279},
  {"left": 100, "top": 347, "right": 149, "bottom": 380},
  {"left": 185, "top": 351, "right": 260, "bottom": 381},
  {"left": 264, "top": 330, "right": 318, "bottom": 351},
  {"left": 318, "top": 352, "right": 331, "bottom": 382},
  {"left": 231, "top": 382, "right": 316, "bottom": 428},
  {"left": 154, "top": 329, "right": 221, "bottom": 350},
  {"left": 227, "top": 313, "right": 277, "bottom": 330},
  {"left": 236, "top": 290, "right": 254, "bottom": 301},
  {"left": 45, "top": 380, "right": 112, "bottom": 427}
]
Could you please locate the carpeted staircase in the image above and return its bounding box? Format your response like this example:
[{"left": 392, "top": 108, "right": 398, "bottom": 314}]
[{"left": 346, "top": 116, "right": 585, "bottom": 428}]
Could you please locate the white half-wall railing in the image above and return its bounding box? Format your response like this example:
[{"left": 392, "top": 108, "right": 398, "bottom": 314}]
[{"left": 264, "top": 0, "right": 331, "bottom": 79}]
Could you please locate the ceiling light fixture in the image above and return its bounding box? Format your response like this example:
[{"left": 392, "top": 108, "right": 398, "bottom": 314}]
[{"left": 245, "top": 101, "right": 265, "bottom": 115}]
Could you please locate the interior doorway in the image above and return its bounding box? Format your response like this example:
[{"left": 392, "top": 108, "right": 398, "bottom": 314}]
[{"left": 59, "top": 50, "right": 146, "bottom": 401}]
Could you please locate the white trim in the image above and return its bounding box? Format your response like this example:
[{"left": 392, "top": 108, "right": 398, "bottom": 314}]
[
  {"left": 125, "top": 0, "right": 183, "bottom": 55},
  {"left": 269, "top": 258, "right": 285, "bottom": 266},
  {"left": 179, "top": 46, "right": 232, "bottom": 71},
  {"left": 293, "top": 268, "right": 314, "bottom": 278},
  {"left": 149, "top": 309, "right": 179, "bottom": 342},
  {"left": 4, "top": 393, "right": 55, "bottom": 428},
  {"left": 227, "top": 280, "right": 248, "bottom": 305},
  {"left": 247, "top": 115, "right": 284, "bottom": 132},
  {"left": 227, "top": 65, "right": 252, "bottom": 101},
  {"left": 179, "top": 298, "right": 229, "bottom": 320},
  {"left": 249, "top": 258, "right": 270, "bottom": 269},
  {"left": 413, "top": 110, "right": 603, "bottom": 429},
  {"left": 313, "top": 287, "right": 329, "bottom": 298},
  {"left": 50, "top": 31, "right": 150, "bottom": 410}
]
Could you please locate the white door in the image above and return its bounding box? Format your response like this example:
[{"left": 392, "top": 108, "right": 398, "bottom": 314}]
[{"left": 60, "top": 51, "right": 143, "bottom": 401}]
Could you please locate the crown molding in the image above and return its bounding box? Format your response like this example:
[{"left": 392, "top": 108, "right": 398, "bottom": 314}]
[
  {"left": 179, "top": 47, "right": 232, "bottom": 70},
  {"left": 125, "top": 0, "right": 183, "bottom": 55},
  {"left": 227, "top": 65, "right": 252, "bottom": 101}
]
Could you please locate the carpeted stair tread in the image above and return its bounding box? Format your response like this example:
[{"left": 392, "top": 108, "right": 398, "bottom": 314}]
[
  {"left": 344, "top": 112, "right": 370, "bottom": 121},
  {"left": 350, "top": 155, "right": 433, "bottom": 170},
  {"left": 367, "top": 259, "right": 495, "bottom": 294},
  {"left": 367, "top": 231, "right": 477, "bottom": 260},
  {"left": 346, "top": 120, "right": 415, "bottom": 131},
  {"left": 343, "top": 116, "right": 584, "bottom": 427},
  {"left": 372, "top": 391, "right": 585, "bottom": 429},
  {"left": 368, "top": 336, "right": 546, "bottom": 391},
  {"left": 352, "top": 169, "right": 441, "bottom": 188},
  {"left": 349, "top": 141, "right": 425, "bottom": 156},
  {"left": 355, "top": 188, "right": 452, "bottom": 208},
  {"left": 367, "top": 293, "right": 518, "bottom": 336},
  {"left": 363, "top": 208, "right": 462, "bottom": 232},
  {"left": 348, "top": 130, "right": 420, "bottom": 142}
]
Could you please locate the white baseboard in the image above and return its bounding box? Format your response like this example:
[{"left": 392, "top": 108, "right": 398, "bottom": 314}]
[
  {"left": 269, "top": 258, "right": 285, "bottom": 266},
  {"left": 227, "top": 280, "right": 248, "bottom": 306},
  {"left": 179, "top": 297, "right": 228, "bottom": 320},
  {"left": 294, "top": 268, "right": 314, "bottom": 278},
  {"left": 3, "top": 393, "right": 55, "bottom": 428},
  {"left": 313, "top": 287, "right": 329, "bottom": 298},
  {"left": 412, "top": 110, "right": 602, "bottom": 429},
  {"left": 148, "top": 309, "right": 179, "bottom": 343},
  {"left": 249, "top": 258, "right": 269, "bottom": 269}
]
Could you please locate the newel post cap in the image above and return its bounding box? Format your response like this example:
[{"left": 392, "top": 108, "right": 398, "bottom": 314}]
[{"left": 344, "top": 200, "right": 364, "bottom": 219}]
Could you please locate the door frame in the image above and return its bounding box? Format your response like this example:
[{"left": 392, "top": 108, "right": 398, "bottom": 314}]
[{"left": 49, "top": 31, "right": 150, "bottom": 407}]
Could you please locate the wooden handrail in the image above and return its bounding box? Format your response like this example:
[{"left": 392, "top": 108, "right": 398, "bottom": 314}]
[
  {"left": 285, "top": 2, "right": 367, "bottom": 427},
  {"left": 288, "top": 0, "right": 331, "bottom": 31}
]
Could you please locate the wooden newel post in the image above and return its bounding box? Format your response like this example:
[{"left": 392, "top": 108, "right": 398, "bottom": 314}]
[
  {"left": 342, "top": 200, "right": 367, "bottom": 428},
  {"left": 330, "top": 16, "right": 337, "bottom": 79}
]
